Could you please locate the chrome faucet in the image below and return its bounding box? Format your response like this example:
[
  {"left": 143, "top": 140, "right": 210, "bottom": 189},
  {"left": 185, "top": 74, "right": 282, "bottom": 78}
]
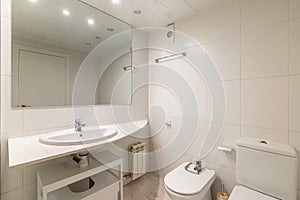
[
  {"left": 194, "top": 161, "right": 203, "bottom": 174},
  {"left": 75, "top": 118, "right": 86, "bottom": 132}
]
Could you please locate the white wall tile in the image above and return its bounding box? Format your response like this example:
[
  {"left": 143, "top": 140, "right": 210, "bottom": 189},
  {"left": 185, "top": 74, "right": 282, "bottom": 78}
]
[
  {"left": 206, "top": 124, "right": 240, "bottom": 169},
  {"left": 1, "top": 76, "right": 23, "bottom": 135},
  {"left": 224, "top": 81, "right": 241, "bottom": 125},
  {"left": 289, "top": 18, "right": 300, "bottom": 75},
  {"left": 185, "top": 122, "right": 208, "bottom": 158},
  {"left": 241, "top": 0, "right": 288, "bottom": 32},
  {"left": 1, "top": 17, "right": 12, "bottom": 76},
  {"left": 289, "top": 76, "right": 300, "bottom": 132},
  {"left": 1, "top": 140, "right": 23, "bottom": 193},
  {"left": 206, "top": 162, "right": 237, "bottom": 195},
  {"left": 151, "top": 117, "right": 182, "bottom": 152},
  {"left": 207, "top": 81, "right": 240, "bottom": 125},
  {"left": 206, "top": 35, "right": 241, "bottom": 81},
  {"left": 128, "top": 86, "right": 149, "bottom": 120},
  {"left": 1, "top": 188, "right": 22, "bottom": 200},
  {"left": 22, "top": 126, "right": 69, "bottom": 137},
  {"left": 149, "top": 84, "right": 182, "bottom": 119},
  {"left": 69, "top": 106, "right": 101, "bottom": 127},
  {"left": 191, "top": 83, "right": 208, "bottom": 121},
  {"left": 241, "top": 22, "right": 288, "bottom": 79},
  {"left": 241, "top": 126, "right": 288, "bottom": 143},
  {"left": 241, "top": 77, "right": 288, "bottom": 130},
  {"left": 176, "top": 13, "right": 206, "bottom": 44},
  {"left": 289, "top": 0, "right": 300, "bottom": 19},
  {"left": 205, "top": 0, "right": 240, "bottom": 42},
  {"left": 1, "top": 0, "right": 11, "bottom": 18},
  {"left": 23, "top": 108, "right": 69, "bottom": 132}
]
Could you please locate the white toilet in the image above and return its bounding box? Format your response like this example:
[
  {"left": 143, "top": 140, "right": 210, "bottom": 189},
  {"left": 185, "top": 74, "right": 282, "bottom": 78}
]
[
  {"left": 230, "top": 138, "right": 297, "bottom": 200},
  {"left": 164, "top": 162, "right": 215, "bottom": 200}
]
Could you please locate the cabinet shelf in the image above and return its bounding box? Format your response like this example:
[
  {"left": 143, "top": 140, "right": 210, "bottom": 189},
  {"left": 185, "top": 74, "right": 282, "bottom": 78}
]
[{"left": 37, "top": 151, "right": 123, "bottom": 200}]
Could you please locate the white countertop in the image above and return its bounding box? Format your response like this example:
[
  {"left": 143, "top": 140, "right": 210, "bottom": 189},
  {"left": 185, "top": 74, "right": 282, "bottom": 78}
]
[{"left": 8, "top": 120, "right": 148, "bottom": 168}]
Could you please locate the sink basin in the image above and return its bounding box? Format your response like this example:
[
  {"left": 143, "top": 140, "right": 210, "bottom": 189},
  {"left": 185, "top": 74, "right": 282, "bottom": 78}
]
[{"left": 39, "top": 126, "right": 117, "bottom": 146}]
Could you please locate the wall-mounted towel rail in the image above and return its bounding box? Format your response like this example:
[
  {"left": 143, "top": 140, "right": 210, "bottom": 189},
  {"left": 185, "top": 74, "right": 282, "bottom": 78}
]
[
  {"left": 155, "top": 52, "right": 187, "bottom": 63},
  {"left": 123, "top": 65, "right": 135, "bottom": 71}
]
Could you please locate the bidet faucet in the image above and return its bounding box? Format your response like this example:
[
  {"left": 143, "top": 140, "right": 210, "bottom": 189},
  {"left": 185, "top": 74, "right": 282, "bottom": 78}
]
[
  {"left": 75, "top": 118, "right": 86, "bottom": 132},
  {"left": 194, "top": 161, "right": 203, "bottom": 174}
]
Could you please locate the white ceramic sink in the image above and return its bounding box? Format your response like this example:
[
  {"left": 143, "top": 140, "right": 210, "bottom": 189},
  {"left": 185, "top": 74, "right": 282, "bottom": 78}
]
[{"left": 39, "top": 126, "right": 117, "bottom": 146}]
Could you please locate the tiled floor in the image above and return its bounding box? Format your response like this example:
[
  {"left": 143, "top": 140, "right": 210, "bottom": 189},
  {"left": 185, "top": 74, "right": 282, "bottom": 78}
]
[{"left": 123, "top": 173, "right": 171, "bottom": 200}]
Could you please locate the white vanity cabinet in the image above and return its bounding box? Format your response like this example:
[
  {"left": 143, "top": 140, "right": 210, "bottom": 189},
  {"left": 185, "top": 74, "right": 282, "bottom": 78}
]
[{"left": 37, "top": 151, "right": 123, "bottom": 200}]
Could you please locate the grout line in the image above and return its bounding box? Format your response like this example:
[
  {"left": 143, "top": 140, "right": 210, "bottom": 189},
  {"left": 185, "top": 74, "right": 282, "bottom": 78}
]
[
  {"left": 240, "top": 124, "right": 289, "bottom": 133},
  {"left": 288, "top": 0, "right": 290, "bottom": 144},
  {"left": 240, "top": 75, "right": 289, "bottom": 81},
  {"left": 240, "top": 0, "right": 242, "bottom": 138},
  {"left": 241, "top": 19, "right": 289, "bottom": 35}
]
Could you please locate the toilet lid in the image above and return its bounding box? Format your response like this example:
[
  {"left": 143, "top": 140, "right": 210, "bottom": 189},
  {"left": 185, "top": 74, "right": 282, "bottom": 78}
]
[
  {"left": 164, "top": 162, "right": 215, "bottom": 195},
  {"left": 229, "top": 186, "right": 278, "bottom": 200}
]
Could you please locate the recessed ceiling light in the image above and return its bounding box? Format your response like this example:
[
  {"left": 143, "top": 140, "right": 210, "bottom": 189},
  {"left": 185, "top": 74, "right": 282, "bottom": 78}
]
[
  {"left": 133, "top": 9, "right": 141, "bottom": 15},
  {"left": 86, "top": 42, "right": 92, "bottom": 45},
  {"left": 87, "top": 19, "right": 95, "bottom": 25},
  {"left": 95, "top": 36, "right": 101, "bottom": 40},
  {"left": 112, "top": 0, "right": 121, "bottom": 5},
  {"left": 62, "top": 9, "right": 70, "bottom": 16},
  {"left": 28, "top": 0, "right": 37, "bottom": 3},
  {"left": 107, "top": 28, "right": 114, "bottom": 32}
]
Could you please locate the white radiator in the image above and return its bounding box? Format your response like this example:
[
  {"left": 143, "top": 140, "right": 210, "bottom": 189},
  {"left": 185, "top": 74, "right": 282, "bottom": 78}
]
[{"left": 129, "top": 142, "right": 146, "bottom": 180}]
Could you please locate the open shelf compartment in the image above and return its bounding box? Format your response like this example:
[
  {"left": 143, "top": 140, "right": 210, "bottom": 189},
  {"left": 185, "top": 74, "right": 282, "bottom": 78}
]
[{"left": 37, "top": 150, "right": 123, "bottom": 200}]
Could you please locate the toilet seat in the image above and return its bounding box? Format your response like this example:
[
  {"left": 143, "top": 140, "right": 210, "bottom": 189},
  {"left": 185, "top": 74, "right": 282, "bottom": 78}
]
[
  {"left": 164, "top": 162, "right": 215, "bottom": 195},
  {"left": 229, "top": 186, "right": 278, "bottom": 200}
]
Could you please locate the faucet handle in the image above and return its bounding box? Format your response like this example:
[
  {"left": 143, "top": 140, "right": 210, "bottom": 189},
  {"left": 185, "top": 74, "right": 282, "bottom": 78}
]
[
  {"left": 75, "top": 118, "right": 83, "bottom": 124},
  {"left": 195, "top": 161, "right": 202, "bottom": 166}
]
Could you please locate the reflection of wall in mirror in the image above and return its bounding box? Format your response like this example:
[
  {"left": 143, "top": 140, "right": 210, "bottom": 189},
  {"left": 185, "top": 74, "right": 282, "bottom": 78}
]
[
  {"left": 12, "top": 38, "right": 86, "bottom": 107},
  {"left": 96, "top": 53, "right": 131, "bottom": 105}
]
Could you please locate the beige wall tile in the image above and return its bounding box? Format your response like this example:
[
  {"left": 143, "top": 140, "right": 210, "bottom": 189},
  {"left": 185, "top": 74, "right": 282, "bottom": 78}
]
[
  {"left": 206, "top": 162, "right": 237, "bottom": 196},
  {"left": 241, "top": 22, "right": 288, "bottom": 79},
  {"left": 289, "top": 18, "right": 300, "bottom": 75},
  {"left": 206, "top": 35, "right": 241, "bottom": 81},
  {"left": 205, "top": 0, "right": 240, "bottom": 42},
  {"left": 23, "top": 184, "right": 36, "bottom": 200},
  {"left": 176, "top": 13, "right": 206, "bottom": 44},
  {"left": 1, "top": 188, "right": 22, "bottom": 200},
  {"left": 289, "top": 0, "right": 300, "bottom": 19},
  {"left": 206, "top": 124, "right": 240, "bottom": 170},
  {"left": 289, "top": 76, "right": 300, "bottom": 132},
  {"left": 149, "top": 84, "right": 182, "bottom": 119},
  {"left": 241, "top": 126, "right": 288, "bottom": 143},
  {"left": 241, "top": 0, "right": 288, "bottom": 32},
  {"left": 184, "top": 121, "right": 208, "bottom": 158},
  {"left": 207, "top": 81, "right": 240, "bottom": 125},
  {"left": 241, "top": 77, "right": 288, "bottom": 130}
]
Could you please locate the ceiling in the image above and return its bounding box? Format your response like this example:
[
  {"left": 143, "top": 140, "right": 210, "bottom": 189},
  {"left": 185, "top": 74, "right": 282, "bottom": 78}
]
[
  {"left": 12, "top": 0, "right": 221, "bottom": 54},
  {"left": 12, "top": 0, "right": 131, "bottom": 54},
  {"left": 81, "top": 0, "right": 222, "bottom": 27}
]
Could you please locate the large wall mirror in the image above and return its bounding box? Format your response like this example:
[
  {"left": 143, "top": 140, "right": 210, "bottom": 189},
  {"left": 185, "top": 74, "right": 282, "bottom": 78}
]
[{"left": 12, "top": 0, "right": 132, "bottom": 107}]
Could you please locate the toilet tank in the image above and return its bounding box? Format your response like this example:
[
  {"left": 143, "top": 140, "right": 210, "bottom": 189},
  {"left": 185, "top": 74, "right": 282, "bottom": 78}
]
[{"left": 236, "top": 138, "right": 297, "bottom": 200}]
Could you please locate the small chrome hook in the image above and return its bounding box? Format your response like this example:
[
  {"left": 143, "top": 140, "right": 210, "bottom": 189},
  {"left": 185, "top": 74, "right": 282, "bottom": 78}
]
[{"left": 165, "top": 120, "right": 172, "bottom": 127}]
